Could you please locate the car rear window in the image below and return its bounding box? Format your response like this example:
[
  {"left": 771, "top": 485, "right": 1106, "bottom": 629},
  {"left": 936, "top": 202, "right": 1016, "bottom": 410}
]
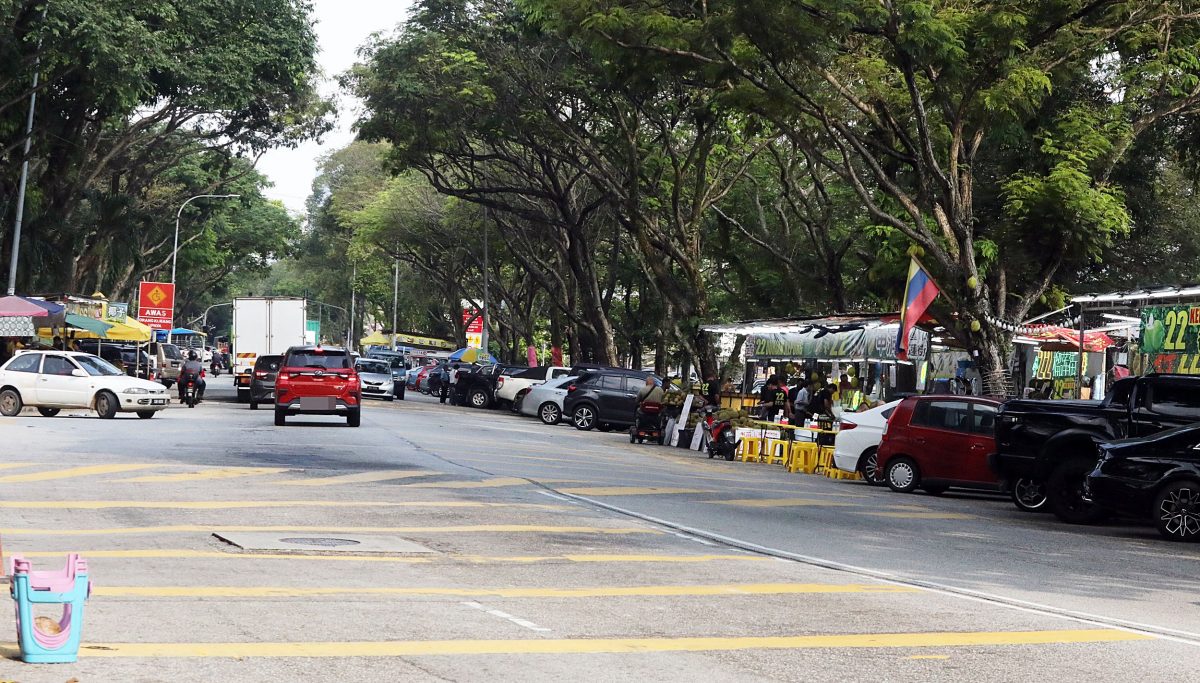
[
  {"left": 970, "top": 403, "right": 998, "bottom": 435},
  {"left": 1149, "top": 382, "right": 1200, "bottom": 419},
  {"left": 162, "top": 345, "right": 183, "bottom": 360},
  {"left": 357, "top": 360, "right": 390, "bottom": 374},
  {"left": 598, "top": 375, "right": 627, "bottom": 390},
  {"left": 4, "top": 353, "right": 40, "bottom": 373},
  {"left": 286, "top": 350, "right": 351, "bottom": 369},
  {"left": 256, "top": 356, "right": 282, "bottom": 372}
]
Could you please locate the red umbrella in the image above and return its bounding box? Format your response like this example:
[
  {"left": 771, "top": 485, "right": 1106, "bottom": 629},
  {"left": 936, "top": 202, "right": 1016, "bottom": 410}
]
[{"left": 0, "top": 296, "right": 49, "bottom": 317}]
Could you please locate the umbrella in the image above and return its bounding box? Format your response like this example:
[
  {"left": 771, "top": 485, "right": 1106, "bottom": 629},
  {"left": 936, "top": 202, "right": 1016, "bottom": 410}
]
[
  {"left": 360, "top": 330, "right": 390, "bottom": 346},
  {"left": 449, "top": 347, "right": 495, "bottom": 364},
  {"left": 64, "top": 313, "right": 113, "bottom": 336},
  {"left": 67, "top": 316, "right": 151, "bottom": 343},
  {"left": 0, "top": 296, "right": 48, "bottom": 317}
]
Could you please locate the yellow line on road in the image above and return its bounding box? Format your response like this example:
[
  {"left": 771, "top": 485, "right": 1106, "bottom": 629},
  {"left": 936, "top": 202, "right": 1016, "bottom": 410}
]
[
  {"left": 858, "top": 512, "right": 975, "bottom": 520},
  {"left": 116, "top": 468, "right": 289, "bottom": 483},
  {"left": 706, "top": 498, "right": 856, "bottom": 508},
  {"left": 906, "top": 655, "right": 951, "bottom": 660},
  {"left": 3, "top": 629, "right": 1144, "bottom": 659},
  {"left": 401, "top": 477, "right": 532, "bottom": 489},
  {"left": 557, "top": 486, "right": 710, "bottom": 496},
  {"left": 96, "top": 582, "right": 918, "bottom": 599},
  {"left": 0, "top": 464, "right": 154, "bottom": 483},
  {"left": 14, "top": 550, "right": 765, "bottom": 565},
  {"left": 278, "top": 470, "right": 439, "bottom": 486},
  {"left": 0, "top": 524, "right": 660, "bottom": 537},
  {"left": 0, "top": 501, "right": 562, "bottom": 511}
]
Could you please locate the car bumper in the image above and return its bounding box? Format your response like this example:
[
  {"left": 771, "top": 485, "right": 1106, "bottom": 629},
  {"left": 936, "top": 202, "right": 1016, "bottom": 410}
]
[
  {"left": 120, "top": 396, "right": 170, "bottom": 410},
  {"left": 361, "top": 384, "right": 394, "bottom": 398},
  {"left": 832, "top": 447, "right": 859, "bottom": 473},
  {"left": 990, "top": 451, "right": 1037, "bottom": 480},
  {"left": 1084, "top": 471, "right": 1155, "bottom": 518},
  {"left": 275, "top": 397, "right": 357, "bottom": 415}
]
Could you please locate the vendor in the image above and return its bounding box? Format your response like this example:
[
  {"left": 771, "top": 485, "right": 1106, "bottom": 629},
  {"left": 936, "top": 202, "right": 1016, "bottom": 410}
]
[{"left": 702, "top": 374, "right": 720, "bottom": 407}]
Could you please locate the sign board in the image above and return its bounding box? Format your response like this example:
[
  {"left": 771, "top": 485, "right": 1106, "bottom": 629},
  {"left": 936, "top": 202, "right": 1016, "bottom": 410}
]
[
  {"left": 136, "top": 281, "right": 175, "bottom": 331},
  {"left": 463, "top": 308, "right": 484, "bottom": 349},
  {"left": 670, "top": 394, "right": 695, "bottom": 447},
  {"left": 104, "top": 302, "right": 128, "bottom": 322},
  {"left": 1140, "top": 305, "right": 1200, "bottom": 374},
  {"left": 751, "top": 324, "right": 929, "bottom": 362}
]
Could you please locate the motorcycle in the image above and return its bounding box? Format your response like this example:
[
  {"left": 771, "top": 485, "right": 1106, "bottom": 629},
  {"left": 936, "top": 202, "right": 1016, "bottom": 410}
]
[
  {"left": 210, "top": 359, "right": 221, "bottom": 377},
  {"left": 180, "top": 378, "right": 199, "bottom": 408},
  {"left": 703, "top": 408, "right": 739, "bottom": 461}
]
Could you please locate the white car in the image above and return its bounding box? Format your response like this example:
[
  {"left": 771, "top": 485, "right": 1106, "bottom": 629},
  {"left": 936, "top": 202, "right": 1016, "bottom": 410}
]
[
  {"left": 832, "top": 399, "right": 902, "bottom": 484},
  {"left": 519, "top": 375, "right": 578, "bottom": 425},
  {"left": 0, "top": 351, "right": 171, "bottom": 419},
  {"left": 497, "top": 365, "right": 571, "bottom": 407}
]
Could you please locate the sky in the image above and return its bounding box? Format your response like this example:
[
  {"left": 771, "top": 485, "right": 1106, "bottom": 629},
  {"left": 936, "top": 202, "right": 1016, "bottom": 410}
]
[{"left": 256, "top": 0, "right": 414, "bottom": 216}]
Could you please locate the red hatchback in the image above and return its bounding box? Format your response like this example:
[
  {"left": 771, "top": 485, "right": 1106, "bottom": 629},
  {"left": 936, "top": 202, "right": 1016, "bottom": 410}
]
[
  {"left": 274, "top": 346, "right": 361, "bottom": 427},
  {"left": 877, "top": 395, "right": 1002, "bottom": 495}
]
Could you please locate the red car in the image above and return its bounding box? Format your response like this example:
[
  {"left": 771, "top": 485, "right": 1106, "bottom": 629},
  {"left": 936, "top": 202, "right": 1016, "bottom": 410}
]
[
  {"left": 274, "top": 346, "right": 361, "bottom": 427},
  {"left": 876, "top": 395, "right": 1002, "bottom": 495}
]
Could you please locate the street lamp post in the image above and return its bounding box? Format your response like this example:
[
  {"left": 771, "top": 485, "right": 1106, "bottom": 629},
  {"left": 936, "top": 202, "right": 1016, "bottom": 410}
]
[
  {"left": 391, "top": 258, "right": 399, "bottom": 352},
  {"left": 170, "top": 194, "right": 239, "bottom": 343}
]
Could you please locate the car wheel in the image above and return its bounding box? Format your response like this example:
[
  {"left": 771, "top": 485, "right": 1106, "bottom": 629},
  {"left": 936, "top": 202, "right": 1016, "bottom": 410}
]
[
  {"left": 539, "top": 402, "right": 561, "bottom": 425},
  {"left": 469, "top": 389, "right": 490, "bottom": 409},
  {"left": 250, "top": 400, "right": 259, "bottom": 411},
  {"left": 347, "top": 409, "right": 361, "bottom": 427},
  {"left": 597, "top": 423, "right": 613, "bottom": 433},
  {"left": 386, "top": 395, "right": 395, "bottom": 402},
  {"left": 1154, "top": 480, "right": 1200, "bottom": 541},
  {"left": 1048, "top": 457, "right": 1106, "bottom": 524},
  {"left": 858, "top": 448, "right": 885, "bottom": 486},
  {"left": 136, "top": 410, "right": 156, "bottom": 419},
  {"left": 630, "top": 429, "right": 637, "bottom": 444},
  {"left": 396, "top": 387, "right": 405, "bottom": 400},
  {"left": 237, "top": 389, "right": 250, "bottom": 403},
  {"left": 572, "top": 404, "right": 597, "bottom": 431},
  {"left": 37, "top": 407, "right": 60, "bottom": 418},
  {"left": 95, "top": 391, "right": 118, "bottom": 419},
  {"left": 0, "top": 389, "right": 22, "bottom": 417},
  {"left": 1012, "top": 478, "right": 1049, "bottom": 512},
  {"left": 885, "top": 457, "right": 920, "bottom": 493},
  {"left": 274, "top": 408, "right": 286, "bottom": 427}
]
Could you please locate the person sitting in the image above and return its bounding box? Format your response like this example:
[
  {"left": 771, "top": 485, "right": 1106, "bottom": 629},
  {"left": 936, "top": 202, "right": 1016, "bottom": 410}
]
[{"left": 637, "top": 376, "right": 665, "bottom": 407}]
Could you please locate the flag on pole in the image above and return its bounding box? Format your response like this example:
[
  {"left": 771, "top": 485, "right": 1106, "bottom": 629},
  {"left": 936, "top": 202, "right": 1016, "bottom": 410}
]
[{"left": 896, "top": 257, "right": 940, "bottom": 360}]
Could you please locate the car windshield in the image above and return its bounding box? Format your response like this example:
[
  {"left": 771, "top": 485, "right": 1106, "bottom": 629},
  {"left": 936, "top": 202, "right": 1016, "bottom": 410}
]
[
  {"left": 288, "top": 351, "right": 350, "bottom": 369},
  {"left": 357, "top": 361, "right": 389, "bottom": 374},
  {"left": 76, "top": 355, "right": 124, "bottom": 377}
]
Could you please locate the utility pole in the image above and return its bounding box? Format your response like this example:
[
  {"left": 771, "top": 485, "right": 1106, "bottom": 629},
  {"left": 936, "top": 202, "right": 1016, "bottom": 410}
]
[
  {"left": 6, "top": 9, "right": 46, "bottom": 296},
  {"left": 391, "top": 258, "right": 399, "bottom": 352},
  {"left": 348, "top": 261, "right": 356, "bottom": 351},
  {"left": 168, "top": 193, "right": 239, "bottom": 343},
  {"left": 481, "top": 209, "right": 490, "bottom": 354}
]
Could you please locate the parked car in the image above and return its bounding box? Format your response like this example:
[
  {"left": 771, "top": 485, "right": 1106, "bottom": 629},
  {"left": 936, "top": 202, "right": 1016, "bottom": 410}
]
[
  {"left": 1085, "top": 424, "right": 1200, "bottom": 541},
  {"left": 0, "top": 351, "right": 169, "bottom": 419},
  {"left": 74, "top": 341, "right": 155, "bottom": 382},
  {"left": 877, "top": 395, "right": 1003, "bottom": 495},
  {"left": 994, "top": 373, "right": 1200, "bottom": 522},
  {"left": 520, "top": 375, "right": 579, "bottom": 425},
  {"left": 274, "top": 346, "right": 361, "bottom": 427},
  {"left": 356, "top": 358, "right": 396, "bottom": 402},
  {"left": 497, "top": 365, "right": 571, "bottom": 410},
  {"left": 562, "top": 368, "right": 659, "bottom": 431},
  {"left": 456, "top": 364, "right": 525, "bottom": 409},
  {"left": 148, "top": 342, "right": 183, "bottom": 388},
  {"left": 832, "top": 400, "right": 902, "bottom": 484},
  {"left": 248, "top": 354, "right": 283, "bottom": 410}
]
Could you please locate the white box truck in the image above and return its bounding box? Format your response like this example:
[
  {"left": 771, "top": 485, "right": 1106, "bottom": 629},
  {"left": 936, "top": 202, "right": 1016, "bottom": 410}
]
[{"left": 232, "top": 297, "right": 307, "bottom": 402}]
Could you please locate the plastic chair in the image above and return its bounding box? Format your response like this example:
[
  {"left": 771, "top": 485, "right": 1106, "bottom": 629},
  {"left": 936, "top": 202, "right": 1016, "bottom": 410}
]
[{"left": 9, "top": 554, "right": 91, "bottom": 663}]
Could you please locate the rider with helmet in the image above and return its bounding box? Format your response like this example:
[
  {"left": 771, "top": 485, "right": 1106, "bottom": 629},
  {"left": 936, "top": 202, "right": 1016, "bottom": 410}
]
[{"left": 179, "top": 350, "right": 206, "bottom": 403}]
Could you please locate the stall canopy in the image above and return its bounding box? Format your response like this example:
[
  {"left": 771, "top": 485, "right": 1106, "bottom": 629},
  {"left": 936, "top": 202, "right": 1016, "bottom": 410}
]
[
  {"left": 360, "top": 331, "right": 390, "bottom": 346},
  {"left": 703, "top": 314, "right": 931, "bottom": 363},
  {"left": 64, "top": 313, "right": 112, "bottom": 336},
  {"left": 90, "top": 317, "right": 152, "bottom": 343},
  {"left": 448, "top": 347, "right": 496, "bottom": 364},
  {"left": 1019, "top": 326, "right": 1114, "bottom": 353},
  {"left": 0, "top": 296, "right": 65, "bottom": 327}
]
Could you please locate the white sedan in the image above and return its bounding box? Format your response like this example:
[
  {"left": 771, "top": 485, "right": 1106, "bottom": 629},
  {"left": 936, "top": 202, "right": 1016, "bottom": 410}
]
[
  {"left": 0, "top": 351, "right": 171, "bottom": 419},
  {"left": 832, "top": 399, "right": 901, "bottom": 484},
  {"left": 519, "top": 375, "right": 578, "bottom": 425}
]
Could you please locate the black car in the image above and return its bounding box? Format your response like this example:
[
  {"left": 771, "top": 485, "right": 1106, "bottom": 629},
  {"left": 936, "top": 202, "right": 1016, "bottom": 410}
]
[
  {"left": 562, "top": 369, "right": 658, "bottom": 431},
  {"left": 1086, "top": 424, "right": 1200, "bottom": 541},
  {"left": 75, "top": 341, "right": 154, "bottom": 381},
  {"left": 455, "top": 364, "right": 524, "bottom": 409},
  {"left": 249, "top": 354, "right": 283, "bottom": 410}
]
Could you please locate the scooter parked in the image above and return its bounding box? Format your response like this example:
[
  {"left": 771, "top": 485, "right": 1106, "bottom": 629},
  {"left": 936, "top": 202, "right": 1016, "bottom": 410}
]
[{"left": 703, "top": 407, "right": 739, "bottom": 461}]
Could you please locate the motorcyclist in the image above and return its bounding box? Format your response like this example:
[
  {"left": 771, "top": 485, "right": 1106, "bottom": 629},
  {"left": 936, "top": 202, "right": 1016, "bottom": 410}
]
[{"left": 179, "top": 350, "right": 206, "bottom": 403}]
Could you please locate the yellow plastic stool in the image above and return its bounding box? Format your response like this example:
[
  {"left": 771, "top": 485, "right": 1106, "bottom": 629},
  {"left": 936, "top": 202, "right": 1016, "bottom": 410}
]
[
  {"left": 787, "top": 442, "right": 818, "bottom": 474},
  {"left": 763, "top": 439, "right": 789, "bottom": 466},
  {"left": 738, "top": 436, "right": 763, "bottom": 462},
  {"left": 815, "top": 445, "right": 835, "bottom": 474}
]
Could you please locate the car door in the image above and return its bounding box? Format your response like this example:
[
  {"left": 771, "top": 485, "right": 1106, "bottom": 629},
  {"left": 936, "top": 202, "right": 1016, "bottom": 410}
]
[
  {"left": 2, "top": 353, "right": 43, "bottom": 397},
  {"left": 907, "top": 399, "right": 972, "bottom": 481},
  {"left": 962, "top": 402, "right": 1001, "bottom": 484},
  {"left": 35, "top": 355, "right": 89, "bottom": 407},
  {"left": 592, "top": 375, "right": 630, "bottom": 422},
  {"left": 1142, "top": 380, "right": 1200, "bottom": 433}
]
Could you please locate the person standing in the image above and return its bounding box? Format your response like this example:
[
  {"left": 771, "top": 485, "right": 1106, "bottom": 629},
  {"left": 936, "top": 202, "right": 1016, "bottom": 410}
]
[
  {"left": 446, "top": 362, "right": 461, "bottom": 405},
  {"left": 757, "top": 377, "right": 778, "bottom": 419},
  {"left": 807, "top": 382, "right": 836, "bottom": 418},
  {"left": 792, "top": 380, "right": 810, "bottom": 418},
  {"left": 702, "top": 374, "right": 720, "bottom": 407}
]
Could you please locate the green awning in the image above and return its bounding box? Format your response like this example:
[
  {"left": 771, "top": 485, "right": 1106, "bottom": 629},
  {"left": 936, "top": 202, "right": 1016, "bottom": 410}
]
[{"left": 65, "top": 313, "right": 113, "bottom": 336}]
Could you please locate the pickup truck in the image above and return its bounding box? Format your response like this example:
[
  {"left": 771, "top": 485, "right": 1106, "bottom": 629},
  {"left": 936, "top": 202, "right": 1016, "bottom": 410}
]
[
  {"left": 496, "top": 365, "right": 571, "bottom": 410},
  {"left": 994, "top": 373, "right": 1200, "bottom": 523},
  {"left": 455, "top": 364, "right": 526, "bottom": 409}
]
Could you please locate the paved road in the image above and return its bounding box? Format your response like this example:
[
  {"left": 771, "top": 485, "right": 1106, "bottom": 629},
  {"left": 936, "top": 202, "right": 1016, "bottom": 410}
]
[{"left": 0, "top": 377, "right": 1196, "bottom": 681}]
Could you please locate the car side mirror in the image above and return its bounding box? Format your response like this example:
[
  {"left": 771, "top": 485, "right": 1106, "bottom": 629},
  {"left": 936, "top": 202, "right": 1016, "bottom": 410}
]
[{"left": 71, "top": 369, "right": 88, "bottom": 378}]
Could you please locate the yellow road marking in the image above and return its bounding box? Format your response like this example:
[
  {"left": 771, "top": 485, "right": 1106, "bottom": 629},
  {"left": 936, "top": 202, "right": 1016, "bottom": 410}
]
[
  {"left": 707, "top": 498, "right": 856, "bottom": 508},
  {"left": 0, "top": 464, "right": 154, "bottom": 483},
  {"left": 0, "top": 524, "right": 659, "bottom": 537},
  {"left": 557, "top": 486, "right": 709, "bottom": 496},
  {"left": 116, "top": 468, "right": 289, "bottom": 483},
  {"left": 907, "top": 655, "right": 951, "bottom": 660},
  {"left": 278, "top": 470, "right": 439, "bottom": 486},
  {"left": 858, "top": 512, "right": 975, "bottom": 520},
  {"left": 14, "top": 550, "right": 767, "bottom": 565},
  {"left": 0, "top": 501, "right": 562, "bottom": 511},
  {"left": 2, "top": 629, "right": 1144, "bottom": 658},
  {"left": 96, "top": 582, "right": 917, "bottom": 599},
  {"left": 401, "top": 477, "right": 531, "bottom": 489}
]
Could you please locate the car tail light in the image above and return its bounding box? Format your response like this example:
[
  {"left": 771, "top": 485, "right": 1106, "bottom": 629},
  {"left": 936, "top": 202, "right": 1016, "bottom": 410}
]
[
  {"left": 567, "top": 384, "right": 577, "bottom": 393},
  {"left": 255, "top": 371, "right": 268, "bottom": 378},
  {"left": 497, "top": 377, "right": 505, "bottom": 386},
  {"left": 840, "top": 420, "right": 857, "bottom": 431},
  {"left": 278, "top": 372, "right": 290, "bottom": 382}
]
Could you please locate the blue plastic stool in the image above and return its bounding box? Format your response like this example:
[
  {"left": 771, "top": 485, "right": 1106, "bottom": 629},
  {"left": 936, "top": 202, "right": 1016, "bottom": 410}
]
[{"left": 9, "top": 554, "right": 91, "bottom": 663}]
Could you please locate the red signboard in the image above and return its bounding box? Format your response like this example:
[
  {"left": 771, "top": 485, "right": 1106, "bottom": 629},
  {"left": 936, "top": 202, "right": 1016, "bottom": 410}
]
[
  {"left": 462, "top": 308, "right": 483, "bottom": 334},
  {"left": 137, "top": 281, "right": 175, "bottom": 331}
]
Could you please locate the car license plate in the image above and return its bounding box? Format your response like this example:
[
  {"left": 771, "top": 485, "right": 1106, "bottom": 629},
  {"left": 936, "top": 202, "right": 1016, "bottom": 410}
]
[
  {"left": 151, "top": 399, "right": 166, "bottom": 406},
  {"left": 301, "top": 397, "right": 335, "bottom": 411}
]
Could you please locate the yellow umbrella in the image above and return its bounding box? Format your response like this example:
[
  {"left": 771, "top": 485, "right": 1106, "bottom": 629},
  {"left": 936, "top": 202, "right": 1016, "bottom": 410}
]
[
  {"left": 68, "top": 316, "right": 152, "bottom": 342},
  {"left": 360, "top": 330, "right": 390, "bottom": 346}
]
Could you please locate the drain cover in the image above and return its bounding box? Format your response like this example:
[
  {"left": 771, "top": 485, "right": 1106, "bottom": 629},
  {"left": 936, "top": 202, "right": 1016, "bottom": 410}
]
[{"left": 279, "top": 537, "right": 362, "bottom": 547}]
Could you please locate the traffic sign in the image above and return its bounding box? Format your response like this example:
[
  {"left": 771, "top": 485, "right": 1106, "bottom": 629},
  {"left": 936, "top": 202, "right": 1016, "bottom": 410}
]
[{"left": 137, "top": 281, "right": 175, "bottom": 331}]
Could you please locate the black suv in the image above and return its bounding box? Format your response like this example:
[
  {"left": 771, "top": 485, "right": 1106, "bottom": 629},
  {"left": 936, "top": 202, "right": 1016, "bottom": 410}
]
[
  {"left": 456, "top": 364, "right": 524, "bottom": 409},
  {"left": 562, "top": 369, "right": 658, "bottom": 431},
  {"left": 249, "top": 354, "right": 283, "bottom": 410}
]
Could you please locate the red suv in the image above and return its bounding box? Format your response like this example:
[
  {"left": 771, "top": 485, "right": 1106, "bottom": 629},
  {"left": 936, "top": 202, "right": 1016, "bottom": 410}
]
[
  {"left": 274, "top": 346, "right": 361, "bottom": 427},
  {"left": 877, "top": 395, "right": 1002, "bottom": 495}
]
